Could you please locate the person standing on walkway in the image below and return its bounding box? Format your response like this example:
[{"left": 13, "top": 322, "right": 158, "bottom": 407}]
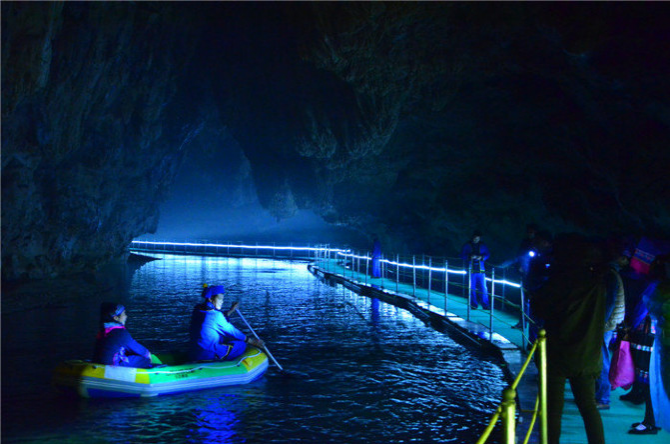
[
  {"left": 502, "top": 223, "right": 538, "bottom": 280},
  {"left": 625, "top": 254, "right": 670, "bottom": 435},
  {"left": 461, "top": 230, "right": 490, "bottom": 310},
  {"left": 520, "top": 231, "right": 554, "bottom": 344},
  {"left": 594, "top": 248, "right": 629, "bottom": 410},
  {"left": 371, "top": 236, "right": 382, "bottom": 278},
  {"left": 531, "top": 234, "right": 608, "bottom": 444},
  {"left": 642, "top": 254, "right": 670, "bottom": 434},
  {"left": 501, "top": 223, "right": 538, "bottom": 328},
  {"left": 620, "top": 285, "right": 656, "bottom": 407}
]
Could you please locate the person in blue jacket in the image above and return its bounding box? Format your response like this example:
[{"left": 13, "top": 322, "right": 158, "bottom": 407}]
[
  {"left": 189, "top": 285, "right": 264, "bottom": 361},
  {"left": 93, "top": 303, "right": 152, "bottom": 368},
  {"left": 371, "top": 237, "right": 382, "bottom": 278},
  {"left": 461, "top": 230, "right": 491, "bottom": 309}
]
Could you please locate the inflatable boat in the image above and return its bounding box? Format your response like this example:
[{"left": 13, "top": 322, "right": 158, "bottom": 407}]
[{"left": 52, "top": 347, "right": 269, "bottom": 398}]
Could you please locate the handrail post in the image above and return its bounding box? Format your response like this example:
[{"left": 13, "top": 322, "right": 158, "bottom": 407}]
[
  {"left": 444, "top": 260, "right": 449, "bottom": 316},
  {"left": 359, "top": 251, "right": 362, "bottom": 276},
  {"left": 355, "top": 251, "right": 359, "bottom": 276},
  {"left": 538, "top": 329, "right": 548, "bottom": 444},
  {"left": 396, "top": 254, "right": 400, "bottom": 293},
  {"left": 467, "top": 265, "right": 472, "bottom": 321},
  {"left": 520, "top": 280, "right": 528, "bottom": 349},
  {"left": 501, "top": 387, "right": 517, "bottom": 444},
  {"left": 365, "top": 251, "right": 369, "bottom": 285},
  {"left": 502, "top": 267, "right": 507, "bottom": 306},
  {"left": 427, "top": 257, "right": 432, "bottom": 306},
  {"left": 489, "top": 268, "right": 495, "bottom": 337},
  {"left": 381, "top": 254, "right": 385, "bottom": 289},
  {"left": 412, "top": 256, "right": 417, "bottom": 299}
]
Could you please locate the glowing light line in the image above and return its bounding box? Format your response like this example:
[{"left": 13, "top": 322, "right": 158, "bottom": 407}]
[
  {"left": 337, "top": 251, "right": 466, "bottom": 275},
  {"left": 131, "top": 241, "right": 521, "bottom": 289},
  {"left": 487, "top": 278, "right": 521, "bottom": 288},
  {"left": 336, "top": 252, "right": 521, "bottom": 287},
  {"left": 131, "top": 240, "right": 349, "bottom": 253}
]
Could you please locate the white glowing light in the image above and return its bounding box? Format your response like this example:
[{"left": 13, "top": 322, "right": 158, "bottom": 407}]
[
  {"left": 486, "top": 278, "right": 522, "bottom": 288},
  {"left": 132, "top": 241, "right": 522, "bottom": 289},
  {"left": 131, "top": 240, "right": 349, "bottom": 253},
  {"left": 336, "top": 252, "right": 521, "bottom": 288},
  {"left": 336, "top": 252, "right": 467, "bottom": 275}
]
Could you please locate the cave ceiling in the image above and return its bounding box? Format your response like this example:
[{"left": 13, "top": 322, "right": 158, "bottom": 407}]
[{"left": 2, "top": 1, "right": 669, "bottom": 280}]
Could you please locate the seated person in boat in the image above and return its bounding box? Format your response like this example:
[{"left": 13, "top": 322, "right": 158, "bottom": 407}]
[
  {"left": 189, "top": 285, "right": 264, "bottom": 361},
  {"left": 93, "top": 303, "right": 152, "bottom": 368}
]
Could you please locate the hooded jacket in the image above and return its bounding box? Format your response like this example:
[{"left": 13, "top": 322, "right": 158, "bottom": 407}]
[
  {"left": 94, "top": 323, "right": 151, "bottom": 367},
  {"left": 189, "top": 302, "right": 246, "bottom": 361},
  {"left": 531, "top": 236, "right": 608, "bottom": 376}
]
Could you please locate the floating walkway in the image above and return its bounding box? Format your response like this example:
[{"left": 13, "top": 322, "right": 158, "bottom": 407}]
[
  {"left": 307, "top": 258, "right": 667, "bottom": 444},
  {"left": 130, "top": 240, "right": 666, "bottom": 443}
]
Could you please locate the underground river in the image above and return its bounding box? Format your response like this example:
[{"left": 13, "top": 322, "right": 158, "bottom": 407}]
[{"left": 2, "top": 254, "right": 507, "bottom": 443}]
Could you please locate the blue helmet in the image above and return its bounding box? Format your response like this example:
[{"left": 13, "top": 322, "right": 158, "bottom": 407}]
[{"left": 201, "top": 285, "right": 225, "bottom": 300}]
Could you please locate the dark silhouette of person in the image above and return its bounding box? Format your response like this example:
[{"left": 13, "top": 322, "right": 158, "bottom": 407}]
[
  {"left": 502, "top": 223, "right": 539, "bottom": 280},
  {"left": 594, "top": 247, "right": 629, "bottom": 410},
  {"left": 625, "top": 254, "right": 670, "bottom": 435},
  {"left": 532, "top": 234, "right": 608, "bottom": 444}
]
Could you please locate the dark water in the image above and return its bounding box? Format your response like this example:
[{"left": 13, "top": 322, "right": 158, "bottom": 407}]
[{"left": 2, "top": 254, "right": 506, "bottom": 443}]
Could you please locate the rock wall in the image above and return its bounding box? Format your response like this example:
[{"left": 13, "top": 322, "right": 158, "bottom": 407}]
[
  {"left": 2, "top": 2, "right": 202, "bottom": 280},
  {"left": 205, "top": 3, "right": 670, "bottom": 257}
]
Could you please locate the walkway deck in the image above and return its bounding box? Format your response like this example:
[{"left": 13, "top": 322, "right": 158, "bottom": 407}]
[{"left": 309, "top": 259, "right": 668, "bottom": 444}]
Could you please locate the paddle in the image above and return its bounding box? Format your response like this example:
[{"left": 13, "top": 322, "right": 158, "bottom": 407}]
[{"left": 236, "top": 308, "right": 284, "bottom": 372}]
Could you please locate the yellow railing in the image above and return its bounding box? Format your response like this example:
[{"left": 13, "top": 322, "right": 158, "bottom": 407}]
[{"left": 476, "top": 329, "right": 548, "bottom": 444}]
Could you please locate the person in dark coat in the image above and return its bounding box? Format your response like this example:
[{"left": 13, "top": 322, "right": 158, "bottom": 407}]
[
  {"left": 461, "top": 230, "right": 491, "bottom": 309},
  {"left": 93, "top": 303, "right": 152, "bottom": 368},
  {"left": 189, "top": 285, "right": 264, "bottom": 361},
  {"left": 502, "top": 223, "right": 539, "bottom": 280},
  {"left": 625, "top": 255, "right": 670, "bottom": 435},
  {"left": 531, "top": 234, "right": 608, "bottom": 444},
  {"left": 519, "top": 231, "right": 553, "bottom": 344}
]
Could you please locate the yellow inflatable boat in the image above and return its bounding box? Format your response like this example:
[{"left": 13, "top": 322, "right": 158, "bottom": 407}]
[{"left": 52, "top": 346, "right": 269, "bottom": 398}]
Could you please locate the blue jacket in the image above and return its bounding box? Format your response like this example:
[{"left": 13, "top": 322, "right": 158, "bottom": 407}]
[
  {"left": 461, "top": 241, "right": 490, "bottom": 274},
  {"left": 94, "top": 324, "right": 151, "bottom": 367},
  {"left": 189, "top": 303, "right": 246, "bottom": 361}
]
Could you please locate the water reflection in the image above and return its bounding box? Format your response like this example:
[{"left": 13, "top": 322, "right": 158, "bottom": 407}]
[
  {"left": 2, "top": 254, "right": 506, "bottom": 443},
  {"left": 193, "top": 396, "right": 240, "bottom": 443}
]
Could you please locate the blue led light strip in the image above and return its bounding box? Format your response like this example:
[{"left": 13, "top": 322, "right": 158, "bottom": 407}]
[
  {"left": 130, "top": 241, "right": 521, "bottom": 289},
  {"left": 337, "top": 251, "right": 465, "bottom": 274},
  {"left": 130, "top": 240, "right": 349, "bottom": 253},
  {"left": 336, "top": 251, "right": 521, "bottom": 288}
]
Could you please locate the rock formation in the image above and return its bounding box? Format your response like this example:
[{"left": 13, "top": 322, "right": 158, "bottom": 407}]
[{"left": 2, "top": 2, "right": 203, "bottom": 279}]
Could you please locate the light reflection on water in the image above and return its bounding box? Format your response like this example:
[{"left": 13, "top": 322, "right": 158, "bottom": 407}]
[{"left": 2, "top": 254, "right": 506, "bottom": 443}]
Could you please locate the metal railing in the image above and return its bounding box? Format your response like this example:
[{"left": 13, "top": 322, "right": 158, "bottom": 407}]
[
  {"left": 131, "top": 238, "right": 545, "bottom": 442},
  {"left": 334, "top": 250, "right": 536, "bottom": 346},
  {"left": 476, "top": 329, "right": 548, "bottom": 444},
  {"left": 130, "top": 239, "right": 536, "bottom": 347},
  {"left": 130, "top": 240, "right": 533, "bottom": 345}
]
